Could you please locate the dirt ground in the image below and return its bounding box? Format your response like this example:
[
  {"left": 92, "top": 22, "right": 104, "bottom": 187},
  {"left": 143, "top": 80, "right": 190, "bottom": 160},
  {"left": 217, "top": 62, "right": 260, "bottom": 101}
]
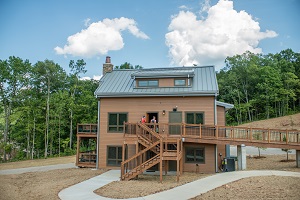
[
  {"left": 0, "top": 168, "right": 107, "bottom": 200},
  {"left": 238, "top": 113, "right": 300, "bottom": 130},
  {"left": 95, "top": 154, "right": 300, "bottom": 199},
  {"left": 0, "top": 114, "right": 300, "bottom": 200},
  {"left": 0, "top": 156, "right": 76, "bottom": 170},
  {"left": 0, "top": 155, "right": 299, "bottom": 200}
]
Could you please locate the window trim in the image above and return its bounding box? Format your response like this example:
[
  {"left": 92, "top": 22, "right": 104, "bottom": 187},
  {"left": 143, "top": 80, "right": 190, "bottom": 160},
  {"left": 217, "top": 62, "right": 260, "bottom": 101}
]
[
  {"left": 137, "top": 79, "right": 159, "bottom": 87},
  {"left": 174, "top": 79, "right": 187, "bottom": 86},
  {"left": 108, "top": 112, "right": 128, "bottom": 133},
  {"left": 185, "top": 112, "right": 205, "bottom": 124},
  {"left": 107, "top": 146, "right": 122, "bottom": 166},
  {"left": 185, "top": 146, "right": 205, "bottom": 164}
]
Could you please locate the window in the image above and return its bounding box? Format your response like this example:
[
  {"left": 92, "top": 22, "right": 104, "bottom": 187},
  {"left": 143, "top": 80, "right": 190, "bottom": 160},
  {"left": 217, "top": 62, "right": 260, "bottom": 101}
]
[
  {"left": 174, "top": 79, "right": 186, "bottom": 86},
  {"left": 138, "top": 80, "right": 159, "bottom": 87},
  {"left": 186, "top": 112, "right": 204, "bottom": 124},
  {"left": 185, "top": 147, "right": 205, "bottom": 163},
  {"left": 107, "top": 146, "right": 122, "bottom": 166},
  {"left": 108, "top": 113, "right": 128, "bottom": 132}
]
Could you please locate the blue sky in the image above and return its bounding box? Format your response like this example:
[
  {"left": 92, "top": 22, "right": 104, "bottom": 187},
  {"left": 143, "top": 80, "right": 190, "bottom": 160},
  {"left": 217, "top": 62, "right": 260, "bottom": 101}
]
[{"left": 1, "top": 0, "right": 299, "bottom": 79}]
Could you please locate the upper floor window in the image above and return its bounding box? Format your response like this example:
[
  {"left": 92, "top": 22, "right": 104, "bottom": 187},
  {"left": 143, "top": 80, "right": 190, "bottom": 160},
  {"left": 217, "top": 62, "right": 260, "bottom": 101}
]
[
  {"left": 138, "top": 80, "right": 159, "bottom": 87},
  {"left": 174, "top": 79, "right": 186, "bottom": 86},
  {"left": 186, "top": 112, "right": 204, "bottom": 124},
  {"left": 108, "top": 113, "right": 128, "bottom": 132}
]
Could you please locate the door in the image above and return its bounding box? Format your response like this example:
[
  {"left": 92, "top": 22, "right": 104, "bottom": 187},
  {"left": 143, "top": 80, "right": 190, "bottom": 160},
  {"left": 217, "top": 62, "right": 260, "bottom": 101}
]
[
  {"left": 169, "top": 112, "right": 182, "bottom": 135},
  {"left": 147, "top": 112, "right": 158, "bottom": 123}
]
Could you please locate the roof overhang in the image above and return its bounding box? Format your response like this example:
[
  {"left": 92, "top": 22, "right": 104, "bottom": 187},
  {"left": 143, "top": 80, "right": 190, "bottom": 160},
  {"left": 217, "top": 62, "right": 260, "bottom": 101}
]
[
  {"left": 216, "top": 101, "right": 234, "bottom": 110},
  {"left": 95, "top": 91, "right": 218, "bottom": 98}
]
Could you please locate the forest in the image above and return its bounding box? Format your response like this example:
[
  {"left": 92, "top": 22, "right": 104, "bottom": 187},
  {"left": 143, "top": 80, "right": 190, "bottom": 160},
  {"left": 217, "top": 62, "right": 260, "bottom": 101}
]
[
  {"left": 218, "top": 49, "right": 300, "bottom": 125},
  {"left": 0, "top": 49, "right": 299, "bottom": 161}
]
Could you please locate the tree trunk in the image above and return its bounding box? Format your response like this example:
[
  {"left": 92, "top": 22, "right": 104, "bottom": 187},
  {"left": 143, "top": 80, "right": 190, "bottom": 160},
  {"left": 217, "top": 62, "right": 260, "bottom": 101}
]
[
  {"left": 3, "top": 105, "right": 9, "bottom": 162},
  {"left": 69, "top": 109, "right": 73, "bottom": 149},
  {"left": 26, "top": 122, "right": 30, "bottom": 159},
  {"left": 45, "top": 78, "right": 50, "bottom": 158},
  {"left": 31, "top": 116, "right": 36, "bottom": 159},
  {"left": 59, "top": 115, "right": 61, "bottom": 157}
]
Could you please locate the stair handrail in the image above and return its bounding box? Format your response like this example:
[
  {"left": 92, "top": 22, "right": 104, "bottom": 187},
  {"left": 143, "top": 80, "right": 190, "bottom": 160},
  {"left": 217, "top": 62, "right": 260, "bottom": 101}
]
[
  {"left": 121, "top": 140, "right": 161, "bottom": 166},
  {"left": 138, "top": 122, "right": 163, "bottom": 140},
  {"left": 121, "top": 154, "right": 160, "bottom": 180}
]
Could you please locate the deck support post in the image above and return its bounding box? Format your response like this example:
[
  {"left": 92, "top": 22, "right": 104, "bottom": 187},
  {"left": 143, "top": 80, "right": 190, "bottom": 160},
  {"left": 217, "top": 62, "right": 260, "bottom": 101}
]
[
  {"left": 297, "top": 150, "right": 300, "bottom": 168},
  {"left": 237, "top": 144, "right": 246, "bottom": 170},
  {"left": 164, "top": 160, "right": 168, "bottom": 175},
  {"left": 160, "top": 140, "right": 163, "bottom": 183}
]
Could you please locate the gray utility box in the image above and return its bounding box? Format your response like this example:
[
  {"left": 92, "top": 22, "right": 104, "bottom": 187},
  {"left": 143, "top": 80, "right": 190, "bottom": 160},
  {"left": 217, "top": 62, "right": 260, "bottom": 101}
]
[{"left": 223, "top": 157, "right": 236, "bottom": 172}]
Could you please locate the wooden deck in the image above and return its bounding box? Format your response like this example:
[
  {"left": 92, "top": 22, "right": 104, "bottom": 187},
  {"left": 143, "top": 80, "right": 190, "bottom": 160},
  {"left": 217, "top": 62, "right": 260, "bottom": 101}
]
[
  {"left": 76, "top": 124, "right": 97, "bottom": 168},
  {"left": 121, "top": 122, "right": 300, "bottom": 182},
  {"left": 124, "top": 123, "right": 300, "bottom": 150}
]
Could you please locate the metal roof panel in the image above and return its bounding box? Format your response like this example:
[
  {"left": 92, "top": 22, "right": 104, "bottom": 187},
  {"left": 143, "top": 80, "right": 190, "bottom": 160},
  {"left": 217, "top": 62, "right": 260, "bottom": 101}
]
[{"left": 95, "top": 66, "right": 218, "bottom": 98}]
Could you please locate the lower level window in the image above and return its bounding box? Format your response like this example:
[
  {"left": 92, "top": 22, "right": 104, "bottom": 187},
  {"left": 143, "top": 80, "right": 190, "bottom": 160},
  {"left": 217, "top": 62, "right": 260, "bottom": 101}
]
[
  {"left": 107, "top": 146, "right": 122, "bottom": 166},
  {"left": 185, "top": 147, "right": 205, "bottom": 163},
  {"left": 108, "top": 113, "right": 127, "bottom": 132}
]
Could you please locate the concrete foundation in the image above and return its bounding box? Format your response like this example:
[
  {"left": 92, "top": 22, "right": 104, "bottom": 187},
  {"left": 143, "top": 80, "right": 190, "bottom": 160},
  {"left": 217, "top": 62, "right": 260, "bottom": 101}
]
[
  {"left": 297, "top": 150, "right": 300, "bottom": 168},
  {"left": 237, "top": 144, "right": 246, "bottom": 170}
]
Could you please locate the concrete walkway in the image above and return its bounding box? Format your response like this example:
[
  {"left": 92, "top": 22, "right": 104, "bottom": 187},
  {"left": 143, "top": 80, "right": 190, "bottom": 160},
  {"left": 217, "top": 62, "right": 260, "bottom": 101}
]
[
  {"left": 0, "top": 163, "right": 76, "bottom": 175},
  {"left": 58, "top": 170, "right": 300, "bottom": 200}
]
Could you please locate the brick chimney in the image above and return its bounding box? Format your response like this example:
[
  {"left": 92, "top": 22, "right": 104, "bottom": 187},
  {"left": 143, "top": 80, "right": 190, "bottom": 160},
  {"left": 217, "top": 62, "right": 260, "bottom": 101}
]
[{"left": 103, "top": 56, "right": 113, "bottom": 76}]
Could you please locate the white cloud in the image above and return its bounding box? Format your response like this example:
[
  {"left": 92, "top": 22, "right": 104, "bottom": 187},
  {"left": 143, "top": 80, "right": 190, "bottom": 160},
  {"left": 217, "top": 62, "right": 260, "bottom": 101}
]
[
  {"left": 80, "top": 76, "right": 91, "bottom": 81},
  {"left": 84, "top": 18, "right": 91, "bottom": 27},
  {"left": 200, "top": 0, "right": 211, "bottom": 15},
  {"left": 93, "top": 75, "right": 102, "bottom": 81},
  {"left": 80, "top": 75, "right": 102, "bottom": 81},
  {"left": 55, "top": 17, "right": 149, "bottom": 57},
  {"left": 165, "top": 0, "right": 278, "bottom": 69},
  {"left": 179, "top": 5, "right": 189, "bottom": 10}
]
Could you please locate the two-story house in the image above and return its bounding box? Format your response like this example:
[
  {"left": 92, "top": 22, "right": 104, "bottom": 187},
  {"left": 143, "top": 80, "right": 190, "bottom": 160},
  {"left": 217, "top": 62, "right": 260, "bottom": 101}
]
[{"left": 92, "top": 57, "right": 234, "bottom": 180}]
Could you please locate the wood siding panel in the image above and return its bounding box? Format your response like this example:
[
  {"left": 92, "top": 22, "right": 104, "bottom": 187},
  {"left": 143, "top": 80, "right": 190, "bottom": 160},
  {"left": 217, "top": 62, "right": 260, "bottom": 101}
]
[
  {"left": 98, "top": 96, "right": 215, "bottom": 168},
  {"left": 159, "top": 78, "right": 174, "bottom": 87},
  {"left": 183, "top": 143, "right": 215, "bottom": 173},
  {"left": 217, "top": 144, "right": 226, "bottom": 170},
  {"left": 217, "top": 106, "right": 225, "bottom": 126}
]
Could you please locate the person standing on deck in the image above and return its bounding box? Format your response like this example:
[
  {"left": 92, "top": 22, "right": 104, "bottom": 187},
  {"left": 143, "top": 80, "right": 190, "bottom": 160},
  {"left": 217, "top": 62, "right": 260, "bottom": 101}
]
[{"left": 141, "top": 116, "right": 146, "bottom": 123}]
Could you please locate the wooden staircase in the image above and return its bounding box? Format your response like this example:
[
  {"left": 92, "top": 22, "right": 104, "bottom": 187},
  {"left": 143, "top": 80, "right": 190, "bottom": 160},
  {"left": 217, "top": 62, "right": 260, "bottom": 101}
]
[{"left": 121, "top": 123, "right": 182, "bottom": 181}]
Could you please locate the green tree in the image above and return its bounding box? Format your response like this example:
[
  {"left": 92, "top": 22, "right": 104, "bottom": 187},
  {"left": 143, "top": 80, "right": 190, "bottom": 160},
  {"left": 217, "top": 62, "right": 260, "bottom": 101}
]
[
  {"left": 218, "top": 49, "right": 300, "bottom": 125},
  {"left": 32, "top": 60, "right": 66, "bottom": 158},
  {"left": 68, "top": 59, "right": 87, "bottom": 148},
  {"left": 115, "top": 62, "right": 143, "bottom": 69},
  {"left": 0, "top": 57, "right": 31, "bottom": 161}
]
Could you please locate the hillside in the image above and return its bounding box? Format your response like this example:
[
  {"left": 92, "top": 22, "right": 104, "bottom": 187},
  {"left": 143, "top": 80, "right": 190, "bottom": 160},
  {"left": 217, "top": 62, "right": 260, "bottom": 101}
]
[{"left": 238, "top": 113, "right": 300, "bottom": 130}]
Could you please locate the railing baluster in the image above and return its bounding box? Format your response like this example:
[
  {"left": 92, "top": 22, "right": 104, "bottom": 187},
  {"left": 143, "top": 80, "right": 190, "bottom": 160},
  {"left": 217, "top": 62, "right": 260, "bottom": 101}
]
[{"left": 199, "top": 123, "right": 202, "bottom": 138}]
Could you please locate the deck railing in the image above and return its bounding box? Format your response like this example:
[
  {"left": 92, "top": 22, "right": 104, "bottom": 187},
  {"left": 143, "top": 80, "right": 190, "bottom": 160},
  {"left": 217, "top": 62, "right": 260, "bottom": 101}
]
[
  {"left": 124, "top": 122, "right": 300, "bottom": 147},
  {"left": 77, "top": 124, "right": 97, "bottom": 134}
]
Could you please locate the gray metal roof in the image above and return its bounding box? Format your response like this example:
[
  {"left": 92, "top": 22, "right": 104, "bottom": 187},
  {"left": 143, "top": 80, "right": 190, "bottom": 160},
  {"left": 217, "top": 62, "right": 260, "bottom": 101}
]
[
  {"left": 94, "top": 66, "right": 219, "bottom": 98},
  {"left": 131, "top": 68, "right": 195, "bottom": 78},
  {"left": 216, "top": 101, "right": 234, "bottom": 110}
]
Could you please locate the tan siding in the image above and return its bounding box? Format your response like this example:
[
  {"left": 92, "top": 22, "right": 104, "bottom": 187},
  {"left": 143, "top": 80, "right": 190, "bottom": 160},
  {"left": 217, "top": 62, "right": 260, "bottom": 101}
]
[
  {"left": 217, "top": 144, "right": 226, "bottom": 170},
  {"left": 217, "top": 106, "right": 226, "bottom": 126},
  {"left": 136, "top": 78, "right": 187, "bottom": 87},
  {"left": 98, "top": 96, "right": 216, "bottom": 168},
  {"left": 183, "top": 143, "right": 215, "bottom": 173},
  {"left": 159, "top": 78, "right": 174, "bottom": 87},
  {"left": 216, "top": 106, "right": 227, "bottom": 169}
]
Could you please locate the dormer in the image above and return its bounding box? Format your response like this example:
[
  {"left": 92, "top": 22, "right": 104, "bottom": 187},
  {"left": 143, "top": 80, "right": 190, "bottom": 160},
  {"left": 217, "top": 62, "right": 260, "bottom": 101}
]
[{"left": 131, "top": 68, "right": 194, "bottom": 88}]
